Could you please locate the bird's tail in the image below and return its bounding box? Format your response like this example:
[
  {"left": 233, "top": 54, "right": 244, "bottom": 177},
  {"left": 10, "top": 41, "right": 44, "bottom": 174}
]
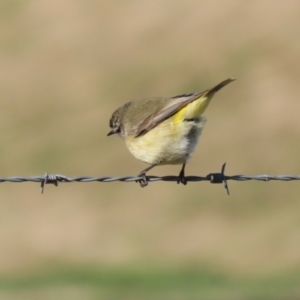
[
  {"left": 182, "top": 78, "right": 236, "bottom": 119},
  {"left": 206, "top": 78, "right": 236, "bottom": 97}
]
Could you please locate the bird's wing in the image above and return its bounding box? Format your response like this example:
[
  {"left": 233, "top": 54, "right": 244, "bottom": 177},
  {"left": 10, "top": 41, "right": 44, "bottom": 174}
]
[
  {"left": 135, "top": 91, "right": 206, "bottom": 137},
  {"left": 135, "top": 78, "right": 235, "bottom": 137}
]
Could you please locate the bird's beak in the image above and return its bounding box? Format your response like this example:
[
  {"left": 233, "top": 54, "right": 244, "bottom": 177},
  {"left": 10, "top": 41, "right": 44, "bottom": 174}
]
[{"left": 107, "top": 130, "right": 116, "bottom": 136}]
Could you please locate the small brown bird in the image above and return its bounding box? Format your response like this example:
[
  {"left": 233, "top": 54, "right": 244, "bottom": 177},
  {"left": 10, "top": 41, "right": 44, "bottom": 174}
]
[{"left": 108, "top": 78, "right": 235, "bottom": 187}]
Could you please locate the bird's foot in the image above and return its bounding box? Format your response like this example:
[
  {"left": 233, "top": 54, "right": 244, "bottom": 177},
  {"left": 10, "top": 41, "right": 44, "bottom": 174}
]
[
  {"left": 177, "top": 169, "right": 187, "bottom": 185},
  {"left": 136, "top": 172, "right": 148, "bottom": 187}
]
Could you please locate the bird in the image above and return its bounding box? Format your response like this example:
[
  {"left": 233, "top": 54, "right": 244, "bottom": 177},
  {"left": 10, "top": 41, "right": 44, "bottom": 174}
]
[{"left": 107, "top": 78, "right": 235, "bottom": 187}]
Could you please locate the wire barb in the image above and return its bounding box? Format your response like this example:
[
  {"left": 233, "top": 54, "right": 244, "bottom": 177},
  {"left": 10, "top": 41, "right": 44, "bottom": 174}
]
[
  {"left": 41, "top": 173, "right": 56, "bottom": 194},
  {"left": 206, "top": 163, "right": 230, "bottom": 195},
  {"left": 40, "top": 173, "right": 70, "bottom": 194}
]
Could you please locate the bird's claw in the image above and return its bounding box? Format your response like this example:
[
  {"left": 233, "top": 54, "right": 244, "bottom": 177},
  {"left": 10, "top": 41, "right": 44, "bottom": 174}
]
[
  {"left": 136, "top": 173, "right": 148, "bottom": 187},
  {"left": 177, "top": 171, "right": 187, "bottom": 185}
]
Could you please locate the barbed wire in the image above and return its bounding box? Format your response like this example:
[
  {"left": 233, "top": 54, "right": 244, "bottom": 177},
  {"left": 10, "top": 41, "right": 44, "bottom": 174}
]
[{"left": 1, "top": 164, "right": 300, "bottom": 195}]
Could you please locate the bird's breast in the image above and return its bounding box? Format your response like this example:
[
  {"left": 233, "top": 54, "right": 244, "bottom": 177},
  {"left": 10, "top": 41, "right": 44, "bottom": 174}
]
[{"left": 125, "top": 115, "right": 206, "bottom": 165}]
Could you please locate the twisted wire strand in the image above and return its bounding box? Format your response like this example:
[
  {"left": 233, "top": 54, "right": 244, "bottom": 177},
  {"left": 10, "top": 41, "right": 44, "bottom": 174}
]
[{"left": 1, "top": 164, "right": 300, "bottom": 194}]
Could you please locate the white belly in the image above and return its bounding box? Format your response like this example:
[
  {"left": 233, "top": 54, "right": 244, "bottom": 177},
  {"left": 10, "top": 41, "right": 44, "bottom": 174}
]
[{"left": 126, "top": 117, "right": 207, "bottom": 165}]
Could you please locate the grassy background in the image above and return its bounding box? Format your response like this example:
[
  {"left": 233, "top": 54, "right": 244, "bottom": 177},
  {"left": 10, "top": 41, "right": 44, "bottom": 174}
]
[{"left": 1, "top": 1, "right": 300, "bottom": 299}]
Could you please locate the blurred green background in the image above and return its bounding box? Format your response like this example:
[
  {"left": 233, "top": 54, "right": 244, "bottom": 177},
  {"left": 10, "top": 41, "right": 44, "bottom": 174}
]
[{"left": 1, "top": 1, "right": 300, "bottom": 299}]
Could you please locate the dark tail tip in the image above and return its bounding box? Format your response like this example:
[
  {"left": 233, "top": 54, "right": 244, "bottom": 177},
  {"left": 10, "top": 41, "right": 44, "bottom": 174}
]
[{"left": 209, "top": 78, "right": 236, "bottom": 94}]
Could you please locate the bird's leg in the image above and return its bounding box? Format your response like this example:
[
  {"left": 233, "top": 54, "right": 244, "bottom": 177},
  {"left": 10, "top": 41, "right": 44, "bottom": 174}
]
[
  {"left": 177, "top": 163, "right": 187, "bottom": 185},
  {"left": 137, "top": 164, "right": 158, "bottom": 187}
]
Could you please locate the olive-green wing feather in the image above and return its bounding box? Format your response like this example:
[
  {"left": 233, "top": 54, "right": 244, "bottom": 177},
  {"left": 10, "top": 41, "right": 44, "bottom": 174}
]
[
  {"left": 135, "top": 91, "right": 205, "bottom": 137},
  {"left": 135, "top": 78, "right": 235, "bottom": 137}
]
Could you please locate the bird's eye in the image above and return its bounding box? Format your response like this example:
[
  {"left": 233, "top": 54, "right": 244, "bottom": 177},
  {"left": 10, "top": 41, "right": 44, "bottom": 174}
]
[
  {"left": 116, "top": 125, "right": 124, "bottom": 137},
  {"left": 113, "top": 123, "right": 119, "bottom": 132}
]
